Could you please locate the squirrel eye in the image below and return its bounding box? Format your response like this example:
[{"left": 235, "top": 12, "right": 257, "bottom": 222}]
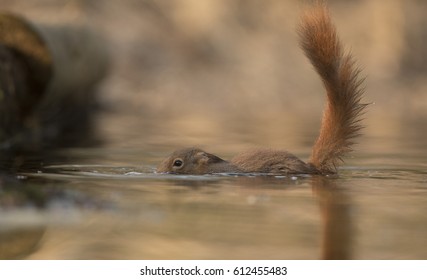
[{"left": 172, "top": 159, "right": 183, "bottom": 168}]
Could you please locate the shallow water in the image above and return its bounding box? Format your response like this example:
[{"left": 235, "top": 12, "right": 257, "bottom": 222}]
[
  {"left": 2, "top": 0, "right": 427, "bottom": 261},
  {"left": 1, "top": 147, "right": 426, "bottom": 260}
]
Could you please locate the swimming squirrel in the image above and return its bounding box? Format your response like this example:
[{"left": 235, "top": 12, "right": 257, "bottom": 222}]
[{"left": 157, "top": 2, "right": 366, "bottom": 175}]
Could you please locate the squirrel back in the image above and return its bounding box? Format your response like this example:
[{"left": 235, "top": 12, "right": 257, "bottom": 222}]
[
  {"left": 299, "top": 3, "right": 366, "bottom": 174},
  {"left": 156, "top": 3, "right": 366, "bottom": 175}
]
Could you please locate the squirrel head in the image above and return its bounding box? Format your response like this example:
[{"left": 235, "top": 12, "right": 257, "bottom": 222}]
[{"left": 156, "top": 147, "right": 228, "bottom": 174}]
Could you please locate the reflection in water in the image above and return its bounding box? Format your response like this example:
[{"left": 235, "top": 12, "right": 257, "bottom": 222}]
[
  {"left": 1, "top": 150, "right": 427, "bottom": 260},
  {"left": 7, "top": 167, "right": 322, "bottom": 259},
  {"left": 1, "top": 0, "right": 427, "bottom": 261},
  {"left": 0, "top": 228, "right": 45, "bottom": 259},
  {"left": 0, "top": 176, "right": 46, "bottom": 259},
  {"left": 312, "top": 176, "right": 352, "bottom": 260}
]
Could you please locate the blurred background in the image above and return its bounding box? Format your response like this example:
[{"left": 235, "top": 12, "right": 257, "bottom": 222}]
[
  {"left": 2, "top": 0, "right": 427, "bottom": 156},
  {"left": 1, "top": 0, "right": 427, "bottom": 260}
]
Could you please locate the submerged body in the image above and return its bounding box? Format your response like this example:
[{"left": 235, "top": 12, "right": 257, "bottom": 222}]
[
  {"left": 157, "top": 3, "right": 366, "bottom": 176},
  {"left": 157, "top": 147, "right": 318, "bottom": 175}
]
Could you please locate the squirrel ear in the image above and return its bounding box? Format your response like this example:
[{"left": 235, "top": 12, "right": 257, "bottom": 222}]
[
  {"left": 196, "top": 151, "right": 225, "bottom": 164},
  {"left": 195, "top": 152, "right": 210, "bottom": 164}
]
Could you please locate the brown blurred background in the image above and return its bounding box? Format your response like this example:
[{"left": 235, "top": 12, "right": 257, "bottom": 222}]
[{"left": 2, "top": 0, "right": 427, "bottom": 156}]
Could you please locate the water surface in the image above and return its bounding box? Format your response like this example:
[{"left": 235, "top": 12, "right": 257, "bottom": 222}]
[
  {"left": 1, "top": 0, "right": 427, "bottom": 261},
  {"left": 1, "top": 147, "right": 426, "bottom": 260}
]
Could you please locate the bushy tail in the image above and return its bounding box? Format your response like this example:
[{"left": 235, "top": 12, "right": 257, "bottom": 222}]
[{"left": 298, "top": 2, "right": 366, "bottom": 173}]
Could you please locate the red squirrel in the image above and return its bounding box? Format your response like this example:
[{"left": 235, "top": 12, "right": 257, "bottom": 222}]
[{"left": 157, "top": 3, "right": 366, "bottom": 175}]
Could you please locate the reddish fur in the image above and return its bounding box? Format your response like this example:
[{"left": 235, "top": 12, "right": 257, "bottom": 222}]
[{"left": 299, "top": 2, "right": 366, "bottom": 173}]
